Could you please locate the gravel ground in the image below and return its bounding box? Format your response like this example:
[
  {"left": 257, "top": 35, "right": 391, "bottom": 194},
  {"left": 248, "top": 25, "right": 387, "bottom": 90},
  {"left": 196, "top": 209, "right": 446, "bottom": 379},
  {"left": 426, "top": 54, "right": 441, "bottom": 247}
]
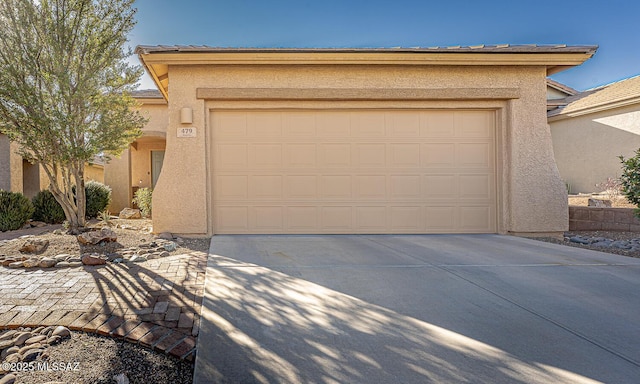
[
  {"left": 531, "top": 231, "right": 640, "bottom": 258},
  {"left": 12, "top": 332, "right": 194, "bottom": 384}
]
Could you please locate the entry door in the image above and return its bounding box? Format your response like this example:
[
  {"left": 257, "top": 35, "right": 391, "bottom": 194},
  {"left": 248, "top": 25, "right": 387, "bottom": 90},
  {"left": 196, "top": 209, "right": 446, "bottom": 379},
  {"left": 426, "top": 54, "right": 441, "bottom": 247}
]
[{"left": 151, "top": 150, "right": 165, "bottom": 188}]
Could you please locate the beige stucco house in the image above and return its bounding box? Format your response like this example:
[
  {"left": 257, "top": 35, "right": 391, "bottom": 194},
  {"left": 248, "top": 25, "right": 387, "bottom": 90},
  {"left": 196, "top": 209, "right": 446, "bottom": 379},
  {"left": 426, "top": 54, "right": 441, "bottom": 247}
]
[
  {"left": 549, "top": 75, "right": 640, "bottom": 193},
  {"left": 0, "top": 133, "right": 104, "bottom": 199},
  {"left": 104, "top": 90, "right": 168, "bottom": 212},
  {"left": 131, "top": 44, "right": 595, "bottom": 237}
]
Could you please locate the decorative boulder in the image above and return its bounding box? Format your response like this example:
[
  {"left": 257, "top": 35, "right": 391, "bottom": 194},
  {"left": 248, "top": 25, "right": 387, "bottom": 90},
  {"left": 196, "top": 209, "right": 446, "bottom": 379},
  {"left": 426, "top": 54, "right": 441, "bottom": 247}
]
[
  {"left": 19, "top": 239, "right": 49, "bottom": 254},
  {"left": 77, "top": 228, "right": 117, "bottom": 245},
  {"left": 81, "top": 253, "right": 107, "bottom": 266},
  {"left": 119, "top": 208, "right": 142, "bottom": 219},
  {"left": 588, "top": 198, "right": 612, "bottom": 208}
]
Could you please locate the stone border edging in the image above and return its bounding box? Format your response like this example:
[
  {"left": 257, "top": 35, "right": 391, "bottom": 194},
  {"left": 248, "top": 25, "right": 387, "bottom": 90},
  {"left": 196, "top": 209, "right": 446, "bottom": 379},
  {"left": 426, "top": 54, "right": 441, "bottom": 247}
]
[{"left": 1, "top": 315, "right": 196, "bottom": 361}]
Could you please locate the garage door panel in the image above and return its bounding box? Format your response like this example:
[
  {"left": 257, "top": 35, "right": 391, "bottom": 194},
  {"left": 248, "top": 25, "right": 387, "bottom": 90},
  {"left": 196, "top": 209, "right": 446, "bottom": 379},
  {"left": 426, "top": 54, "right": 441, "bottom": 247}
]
[
  {"left": 320, "top": 175, "right": 352, "bottom": 198},
  {"left": 458, "top": 143, "right": 492, "bottom": 167},
  {"left": 286, "top": 207, "right": 318, "bottom": 230},
  {"left": 250, "top": 144, "right": 282, "bottom": 168},
  {"left": 391, "top": 207, "right": 424, "bottom": 231},
  {"left": 355, "top": 144, "right": 386, "bottom": 167},
  {"left": 215, "top": 175, "right": 248, "bottom": 199},
  {"left": 284, "top": 112, "right": 316, "bottom": 136},
  {"left": 390, "top": 144, "right": 420, "bottom": 167},
  {"left": 388, "top": 112, "right": 420, "bottom": 136},
  {"left": 249, "top": 175, "right": 283, "bottom": 199},
  {"left": 247, "top": 112, "right": 282, "bottom": 138},
  {"left": 285, "top": 144, "right": 317, "bottom": 168},
  {"left": 421, "top": 111, "right": 455, "bottom": 137},
  {"left": 212, "top": 109, "right": 496, "bottom": 234},
  {"left": 456, "top": 111, "right": 494, "bottom": 137},
  {"left": 322, "top": 207, "right": 353, "bottom": 230},
  {"left": 355, "top": 175, "right": 386, "bottom": 199},
  {"left": 425, "top": 207, "right": 457, "bottom": 231},
  {"left": 460, "top": 206, "right": 493, "bottom": 231},
  {"left": 459, "top": 175, "right": 492, "bottom": 199},
  {"left": 352, "top": 113, "right": 386, "bottom": 137},
  {"left": 424, "top": 175, "right": 457, "bottom": 199},
  {"left": 319, "top": 144, "right": 351, "bottom": 167},
  {"left": 422, "top": 143, "right": 456, "bottom": 167},
  {"left": 356, "top": 207, "right": 387, "bottom": 230},
  {"left": 217, "top": 144, "right": 248, "bottom": 168},
  {"left": 254, "top": 207, "right": 284, "bottom": 230},
  {"left": 216, "top": 207, "right": 249, "bottom": 232},
  {"left": 285, "top": 175, "right": 317, "bottom": 199}
]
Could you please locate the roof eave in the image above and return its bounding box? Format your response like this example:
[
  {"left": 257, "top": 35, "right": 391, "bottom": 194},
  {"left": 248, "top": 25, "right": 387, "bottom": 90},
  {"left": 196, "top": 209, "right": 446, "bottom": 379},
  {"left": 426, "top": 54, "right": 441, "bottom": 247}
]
[{"left": 136, "top": 46, "right": 597, "bottom": 101}]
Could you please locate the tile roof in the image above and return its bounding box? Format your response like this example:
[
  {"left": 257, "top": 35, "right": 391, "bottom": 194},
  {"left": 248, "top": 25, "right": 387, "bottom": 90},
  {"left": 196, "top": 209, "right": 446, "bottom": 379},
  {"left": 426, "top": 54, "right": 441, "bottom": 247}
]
[
  {"left": 136, "top": 44, "right": 597, "bottom": 55},
  {"left": 546, "top": 78, "right": 578, "bottom": 96},
  {"left": 548, "top": 75, "right": 640, "bottom": 119}
]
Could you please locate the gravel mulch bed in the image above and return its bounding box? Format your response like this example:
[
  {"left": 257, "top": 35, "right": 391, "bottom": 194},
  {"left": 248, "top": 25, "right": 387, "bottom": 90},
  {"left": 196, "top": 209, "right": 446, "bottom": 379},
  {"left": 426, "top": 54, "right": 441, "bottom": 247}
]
[
  {"left": 12, "top": 332, "right": 194, "bottom": 384},
  {"left": 531, "top": 230, "right": 640, "bottom": 258}
]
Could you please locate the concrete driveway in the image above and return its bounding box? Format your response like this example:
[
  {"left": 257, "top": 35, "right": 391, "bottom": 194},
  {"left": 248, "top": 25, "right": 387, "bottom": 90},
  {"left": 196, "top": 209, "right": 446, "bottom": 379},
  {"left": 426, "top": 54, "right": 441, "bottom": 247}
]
[{"left": 194, "top": 235, "right": 640, "bottom": 383}]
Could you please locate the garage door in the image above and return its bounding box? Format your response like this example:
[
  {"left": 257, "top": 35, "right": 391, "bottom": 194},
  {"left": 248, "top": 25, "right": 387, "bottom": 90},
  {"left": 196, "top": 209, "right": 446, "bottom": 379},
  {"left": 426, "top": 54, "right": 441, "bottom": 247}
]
[{"left": 211, "top": 109, "right": 496, "bottom": 234}]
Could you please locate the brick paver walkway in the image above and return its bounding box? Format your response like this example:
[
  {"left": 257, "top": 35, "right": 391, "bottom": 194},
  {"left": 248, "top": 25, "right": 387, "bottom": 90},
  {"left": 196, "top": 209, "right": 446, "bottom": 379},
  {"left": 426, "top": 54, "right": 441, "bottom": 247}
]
[{"left": 0, "top": 250, "right": 207, "bottom": 360}]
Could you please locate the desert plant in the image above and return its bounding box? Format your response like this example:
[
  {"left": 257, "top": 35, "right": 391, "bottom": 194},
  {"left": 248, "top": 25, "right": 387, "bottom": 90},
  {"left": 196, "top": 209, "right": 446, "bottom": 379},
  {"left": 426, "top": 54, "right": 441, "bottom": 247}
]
[
  {"left": 619, "top": 151, "right": 640, "bottom": 216},
  {"left": 595, "top": 177, "right": 622, "bottom": 201},
  {"left": 32, "top": 190, "right": 66, "bottom": 224},
  {"left": 132, "top": 188, "right": 153, "bottom": 218},
  {"left": 0, "top": 190, "right": 35, "bottom": 231},
  {"left": 85, "top": 181, "right": 112, "bottom": 218},
  {"left": 98, "top": 209, "right": 112, "bottom": 226}
]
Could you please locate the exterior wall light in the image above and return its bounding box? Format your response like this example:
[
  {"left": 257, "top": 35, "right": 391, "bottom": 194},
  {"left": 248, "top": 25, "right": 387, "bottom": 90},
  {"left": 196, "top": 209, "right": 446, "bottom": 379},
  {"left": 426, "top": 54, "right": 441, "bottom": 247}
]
[{"left": 180, "top": 107, "right": 193, "bottom": 124}]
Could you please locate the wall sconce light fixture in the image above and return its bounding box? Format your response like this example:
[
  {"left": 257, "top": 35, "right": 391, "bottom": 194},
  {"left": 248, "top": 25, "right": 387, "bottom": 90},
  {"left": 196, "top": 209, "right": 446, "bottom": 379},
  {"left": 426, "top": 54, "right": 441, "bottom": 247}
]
[{"left": 180, "top": 107, "right": 193, "bottom": 124}]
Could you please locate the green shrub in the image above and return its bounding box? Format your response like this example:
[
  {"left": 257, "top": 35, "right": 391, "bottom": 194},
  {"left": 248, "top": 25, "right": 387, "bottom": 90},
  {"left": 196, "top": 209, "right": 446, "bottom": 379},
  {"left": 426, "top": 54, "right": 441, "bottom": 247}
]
[
  {"left": 32, "top": 190, "right": 66, "bottom": 224},
  {"left": 132, "top": 187, "right": 152, "bottom": 218},
  {"left": 0, "top": 190, "right": 35, "bottom": 231},
  {"left": 84, "top": 181, "right": 112, "bottom": 218},
  {"left": 620, "top": 150, "right": 640, "bottom": 217}
]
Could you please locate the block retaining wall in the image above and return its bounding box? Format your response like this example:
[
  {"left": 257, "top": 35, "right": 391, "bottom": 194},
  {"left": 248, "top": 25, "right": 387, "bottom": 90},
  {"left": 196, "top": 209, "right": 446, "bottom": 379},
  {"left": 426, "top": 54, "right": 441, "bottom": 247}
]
[{"left": 569, "top": 206, "right": 640, "bottom": 231}]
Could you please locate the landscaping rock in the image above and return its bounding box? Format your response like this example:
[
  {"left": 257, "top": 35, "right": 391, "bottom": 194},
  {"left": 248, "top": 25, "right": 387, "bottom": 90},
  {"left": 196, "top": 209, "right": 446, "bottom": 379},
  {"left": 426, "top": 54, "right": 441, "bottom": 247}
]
[
  {"left": 130, "top": 255, "right": 147, "bottom": 263},
  {"left": 588, "top": 198, "right": 612, "bottom": 207},
  {"left": 22, "top": 258, "right": 40, "bottom": 268},
  {"left": 0, "top": 374, "right": 16, "bottom": 384},
  {"left": 81, "top": 253, "right": 107, "bottom": 266},
  {"left": 12, "top": 333, "right": 31, "bottom": 346},
  {"left": 77, "top": 228, "right": 117, "bottom": 245},
  {"left": 7, "top": 261, "right": 23, "bottom": 269},
  {"left": 163, "top": 241, "right": 177, "bottom": 252},
  {"left": 55, "top": 261, "right": 71, "bottom": 268},
  {"left": 55, "top": 254, "right": 71, "bottom": 261},
  {"left": 39, "top": 257, "right": 57, "bottom": 268},
  {"left": 119, "top": 208, "right": 142, "bottom": 219},
  {"left": 19, "top": 238, "right": 49, "bottom": 253},
  {"left": 52, "top": 326, "right": 71, "bottom": 338},
  {"left": 21, "top": 348, "right": 44, "bottom": 362},
  {"left": 157, "top": 232, "right": 173, "bottom": 240}
]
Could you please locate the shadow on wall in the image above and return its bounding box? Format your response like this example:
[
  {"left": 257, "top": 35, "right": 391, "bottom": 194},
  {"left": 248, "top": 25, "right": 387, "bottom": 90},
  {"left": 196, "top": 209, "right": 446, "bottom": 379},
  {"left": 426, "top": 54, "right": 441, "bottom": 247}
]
[{"left": 198, "top": 252, "right": 603, "bottom": 384}]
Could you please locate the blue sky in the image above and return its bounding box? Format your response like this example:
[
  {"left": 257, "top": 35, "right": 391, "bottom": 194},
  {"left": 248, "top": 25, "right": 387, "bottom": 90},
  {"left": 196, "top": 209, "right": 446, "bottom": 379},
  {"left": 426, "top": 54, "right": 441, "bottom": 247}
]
[{"left": 129, "top": 0, "right": 639, "bottom": 91}]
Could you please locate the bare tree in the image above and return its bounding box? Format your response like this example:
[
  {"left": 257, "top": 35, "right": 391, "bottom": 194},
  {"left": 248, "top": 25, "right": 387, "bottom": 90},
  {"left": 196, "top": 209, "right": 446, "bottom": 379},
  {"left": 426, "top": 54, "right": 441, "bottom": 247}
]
[{"left": 0, "top": 0, "right": 146, "bottom": 232}]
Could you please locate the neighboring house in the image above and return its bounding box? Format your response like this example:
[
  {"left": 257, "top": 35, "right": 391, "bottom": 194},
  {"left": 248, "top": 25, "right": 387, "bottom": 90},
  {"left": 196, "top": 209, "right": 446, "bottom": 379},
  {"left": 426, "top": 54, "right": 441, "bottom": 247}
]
[
  {"left": 546, "top": 78, "right": 578, "bottom": 110},
  {"left": 104, "top": 89, "right": 168, "bottom": 213},
  {"left": 132, "top": 44, "right": 595, "bottom": 236},
  {"left": 548, "top": 75, "right": 640, "bottom": 193},
  {"left": 0, "top": 133, "right": 104, "bottom": 199}
]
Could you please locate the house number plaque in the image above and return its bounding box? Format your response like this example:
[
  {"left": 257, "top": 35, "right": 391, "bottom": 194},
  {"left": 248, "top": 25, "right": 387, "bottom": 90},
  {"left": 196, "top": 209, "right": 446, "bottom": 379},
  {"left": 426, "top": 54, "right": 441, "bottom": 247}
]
[{"left": 177, "top": 127, "right": 197, "bottom": 137}]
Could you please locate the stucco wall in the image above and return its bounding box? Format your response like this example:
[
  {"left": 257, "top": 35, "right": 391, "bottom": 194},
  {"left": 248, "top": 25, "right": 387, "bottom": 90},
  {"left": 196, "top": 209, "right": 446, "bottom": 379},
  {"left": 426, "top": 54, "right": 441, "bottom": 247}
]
[
  {"left": 0, "top": 133, "right": 10, "bottom": 191},
  {"left": 151, "top": 63, "right": 568, "bottom": 236},
  {"left": 550, "top": 104, "right": 640, "bottom": 193},
  {"left": 104, "top": 102, "right": 167, "bottom": 213}
]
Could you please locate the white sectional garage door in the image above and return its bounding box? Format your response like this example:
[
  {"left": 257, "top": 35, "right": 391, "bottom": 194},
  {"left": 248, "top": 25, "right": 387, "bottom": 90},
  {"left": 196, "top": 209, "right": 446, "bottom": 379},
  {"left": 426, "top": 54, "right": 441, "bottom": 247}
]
[{"left": 211, "top": 109, "right": 496, "bottom": 234}]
